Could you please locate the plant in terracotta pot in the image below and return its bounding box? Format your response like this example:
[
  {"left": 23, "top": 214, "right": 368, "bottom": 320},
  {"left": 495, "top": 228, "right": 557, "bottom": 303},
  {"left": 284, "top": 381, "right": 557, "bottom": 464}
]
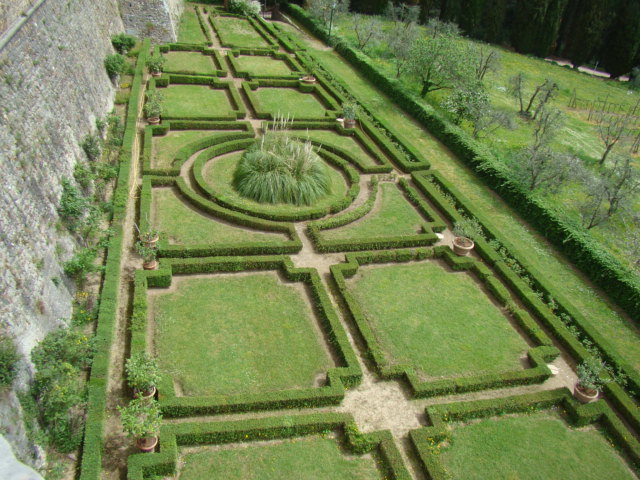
[
  {"left": 125, "top": 352, "right": 161, "bottom": 399},
  {"left": 136, "top": 242, "right": 158, "bottom": 270},
  {"left": 143, "top": 91, "right": 163, "bottom": 125},
  {"left": 118, "top": 397, "right": 162, "bottom": 452},
  {"left": 145, "top": 55, "right": 166, "bottom": 77},
  {"left": 452, "top": 217, "right": 483, "bottom": 256},
  {"left": 139, "top": 228, "right": 160, "bottom": 248},
  {"left": 574, "top": 357, "right": 613, "bottom": 403},
  {"left": 342, "top": 102, "right": 359, "bottom": 128}
]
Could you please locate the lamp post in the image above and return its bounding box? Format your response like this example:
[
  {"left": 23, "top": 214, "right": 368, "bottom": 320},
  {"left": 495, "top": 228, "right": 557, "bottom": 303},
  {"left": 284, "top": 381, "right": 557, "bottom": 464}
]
[{"left": 328, "top": 2, "right": 337, "bottom": 43}]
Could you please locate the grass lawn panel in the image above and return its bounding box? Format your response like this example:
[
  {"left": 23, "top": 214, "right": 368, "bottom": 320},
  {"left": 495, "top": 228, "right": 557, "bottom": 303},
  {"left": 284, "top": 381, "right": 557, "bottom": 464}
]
[
  {"left": 255, "top": 88, "right": 328, "bottom": 118},
  {"left": 297, "top": 45, "right": 640, "bottom": 374},
  {"left": 348, "top": 262, "right": 529, "bottom": 378},
  {"left": 161, "top": 85, "right": 233, "bottom": 118},
  {"left": 236, "top": 55, "right": 294, "bottom": 76},
  {"left": 438, "top": 412, "right": 636, "bottom": 480},
  {"left": 178, "top": 9, "right": 207, "bottom": 44},
  {"left": 203, "top": 151, "right": 348, "bottom": 219},
  {"left": 322, "top": 183, "right": 424, "bottom": 241},
  {"left": 152, "top": 131, "right": 233, "bottom": 169},
  {"left": 151, "top": 187, "right": 287, "bottom": 245},
  {"left": 152, "top": 273, "right": 333, "bottom": 396},
  {"left": 215, "top": 16, "right": 270, "bottom": 48},
  {"left": 179, "top": 435, "right": 381, "bottom": 480},
  {"left": 164, "top": 52, "right": 217, "bottom": 75},
  {"left": 289, "top": 129, "right": 385, "bottom": 169}
]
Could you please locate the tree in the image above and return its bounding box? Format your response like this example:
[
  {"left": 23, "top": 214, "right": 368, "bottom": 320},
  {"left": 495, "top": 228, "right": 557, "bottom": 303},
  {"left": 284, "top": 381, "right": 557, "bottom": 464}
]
[
  {"left": 596, "top": 112, "right": 630, "bottom": 165},
  {"left": 511, "top": 0, "right": 568, "bottom": 57},
  {"left": 471, "top": 109, "right": 515, "bottom": 139},
  {"left": 352, "top": 13, "right": 382, "bottom": 51},
  {"left": 443, "top": 82, "right": 489, "bottom": 124},
  {"left": 599, "top": 0, "right": 640, "bottom": 78},
  {"left": 507, "top": 75, "right": 558, "bottom": 118},
  {"left": 578, "top": 154, "right": 640, "bottom": 228},
  {"left": 469, "top": 43, "right": 501, "bottom": 82},
  {"left": 307, "top": 0, "right": 349, "bottom": 26},
  {"left": 386, "top": 22, "right": 419, "bottom": 78},
  {"left": 558, "top": 0, "right": 610, "bottom": 68}
]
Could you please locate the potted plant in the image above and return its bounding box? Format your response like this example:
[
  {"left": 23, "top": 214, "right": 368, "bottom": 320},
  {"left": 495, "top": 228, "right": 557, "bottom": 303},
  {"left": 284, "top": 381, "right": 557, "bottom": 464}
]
[
  {"left": 118, "top": 398, "right": 162, "bottom": 452},
  {"left": 139, "top": 229, "right": 160, "bottom": 248},
  {"left": 574, "top": 358, "right": 609, "bottom": 403},
  {"left": 342, "top": 102, "right": 358, "bottom": 128},
  {"left": 136, "top": 242, "right": 158, "bottom": 270},
  {"left": 143, "top": 91, "right": 163, "bottom": 125},
  {"left": 300, "top": 73, "right": 316, "bottom": 84},
  {"left": 125, "top": 352, "right": 161, "bottom": 399},
  {"left": 452, "top": 217, "right": 483, "bottom": 256},
  {"left": 146, "top": 55, "right": 166, "bottom": 77}
]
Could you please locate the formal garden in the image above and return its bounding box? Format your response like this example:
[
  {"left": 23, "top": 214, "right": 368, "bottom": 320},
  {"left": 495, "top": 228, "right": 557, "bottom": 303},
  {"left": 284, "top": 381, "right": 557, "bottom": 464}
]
[{"left": 62, "top": 1, "right": 640, "bottom": 479}]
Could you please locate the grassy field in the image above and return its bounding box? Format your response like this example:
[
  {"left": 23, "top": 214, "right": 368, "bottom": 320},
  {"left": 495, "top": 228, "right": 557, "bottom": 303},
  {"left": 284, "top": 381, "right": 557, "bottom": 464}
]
[
  {"left": 178, "top": 435, "right": 381, "bottom": 480},
  {"left": 163, "top": 52, "right": 218, "bottom": 75},
  {"left": 279, "top": 30, "right": 640, "bottom": 373},
  {"left": 177, "top": 8, "right": 207, "bottom": 44},
  {"left": 254, "top": 87, "right": 329, "bottom": 118},
  {"left": 202, "top": 150, "right": 349, "bottom": 219},
  {"left": 322, "top": 183, "right": 424, "bottom": 241},
  {"left": 213, "top": 15, "right": 270, "bottom": 48},
  {"left": 348, "top": 262, "right": 529, "bottom": 378},
  {"left": 236, "top": 55, "right": 294, "bottom": 76},
  {"left": 151, "top": 187, "right": 288, "bottom": 245},
  {"left": 438, "top": 412, "right": 636, "bottom": 479},
  {"left": 151, "top": 131, "right": 232, "bottom": 169},
  {"left": 161, "top": 85, "right": 233, "bottom": 118},
  {"left": 152, "top": 273, "right": 332, "bottom": 396}
]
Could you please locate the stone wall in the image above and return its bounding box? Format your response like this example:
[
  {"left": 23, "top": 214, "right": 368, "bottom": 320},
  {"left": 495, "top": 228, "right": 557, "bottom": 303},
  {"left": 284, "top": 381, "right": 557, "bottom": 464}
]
[
  {"left": 0, "top": 0, "right": 39, "bottom": 36},
  {"left": 118, "top": 0, "right": 184, "bottom": 44},
  {"left": 0, "top": 0, "right": 124, "bottom": 467}
]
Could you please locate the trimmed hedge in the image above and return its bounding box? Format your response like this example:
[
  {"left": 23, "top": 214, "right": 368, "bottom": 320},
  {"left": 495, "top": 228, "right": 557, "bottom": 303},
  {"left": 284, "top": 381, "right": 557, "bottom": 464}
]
[
  {"left": 127, "top": 412, "right": 412, "bottom": 480},
  {"left": 331, "top": 247, "right": 558, "bottom": 397},
  {"left": 411, "top": 388, "right": 640, "bottom": 478},
  {"left": 128, "top": 256, "right": 362, "bottom": 416}
]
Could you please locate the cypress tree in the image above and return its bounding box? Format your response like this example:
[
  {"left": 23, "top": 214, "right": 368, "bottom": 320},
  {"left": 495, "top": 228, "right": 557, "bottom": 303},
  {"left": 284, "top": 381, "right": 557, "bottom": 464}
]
[
  {"left": 480, "top": 0, "right": 509, "bottom": 43},
  {"left": 600, "top": 0, "right": 640, "bottom": 77},
  {"left": 511, "top": 0, "right": 566, "bottom": 56},
  {"left": 458, "top": 0, "right": 484, "bottom": 37},
  {"left": 559, "top": 0, "right": 611, "bottom": 68},
  {"left": 439, "top": 0, "right": 463, "bottom": 23}
]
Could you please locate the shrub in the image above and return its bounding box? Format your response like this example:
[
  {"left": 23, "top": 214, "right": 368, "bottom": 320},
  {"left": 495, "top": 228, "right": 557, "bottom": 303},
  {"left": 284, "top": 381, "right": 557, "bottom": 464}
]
[
  {"left": 31, "top": 329, "right": 95, "bottom": 370},
  {"left": 145, "top": 55, "right": 166, "bottom": 74},
  {"left": 63, "top": 247, "right": 99, "bottom": 284},
  {"left": 342, "top": 101, "right": 359, "bottom": 120},
  {"left": 233, "top": 132, "right": 331, "bottom": 206},
  {"left": 104, "top": 54, "right": 127, "bottom": 79},
  {"left": 58, "top": 178, "right": 89, "bottom": 226},
  {"left": 143, "top": 91, "right": 163, "bottom": 119},
  {"left": 228, "top": 0, "right": 261, "bottom": 16},
  {"left": 0, "top": 337, "right": 19, "bottom": 388},
  {"left": 453, "top": 216, "right": 484, "bottom": 240},
  {"left": 118, "top": 398, "right": 162, "bottom": 438},
  {"left": 125, "top": 353, "right": 161, "bottom": 394},
  {"left": 111, "top": 33, "right": 137, "bottom": 54},
  {"left": 81, "top": 134, "right": 102, "bottom": 162}
]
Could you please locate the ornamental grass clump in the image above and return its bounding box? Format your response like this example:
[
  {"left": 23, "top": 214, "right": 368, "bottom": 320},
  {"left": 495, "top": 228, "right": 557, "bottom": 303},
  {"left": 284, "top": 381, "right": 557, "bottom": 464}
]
[{"left": 233, "top": 120, "right": 331, "bottom": 206}]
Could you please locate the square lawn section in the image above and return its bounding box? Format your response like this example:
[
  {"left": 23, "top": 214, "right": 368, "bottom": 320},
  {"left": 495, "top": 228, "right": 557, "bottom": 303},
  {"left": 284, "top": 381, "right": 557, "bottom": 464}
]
[
  {"left": 161, "top": 85, "right": 233, "bottom": 118},
  {"left": 164, "top": 52, "right": 217, "bottom": 75},
  {"left": 236, "top": 55, "right": 294, "bottom": 76},
  {"left": 438, "top": 412, "right": 635, "bottom": 479},
  {"left": 255, "top": 88, "right": 328, "bottom": 118},
  {"left": 151, "top": 272, "right": 333, "bottom": 396},
  {"left": 179, "top": 435, "right": 382, "bottom": 480},
  {"left": 214, "top": 16, "right": 270, "bottom": 48},
  {"left": 347, "top": 261, "right": 529, "bottom": 379},
  {"left": 152, "top": 130, "right": 226, "bottom": 169}
]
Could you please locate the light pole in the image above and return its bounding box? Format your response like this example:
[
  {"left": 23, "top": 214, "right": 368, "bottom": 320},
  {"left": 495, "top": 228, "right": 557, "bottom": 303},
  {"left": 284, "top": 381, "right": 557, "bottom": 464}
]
[{"left": 328, "top": 2, "right": 337, "bottom": 43}]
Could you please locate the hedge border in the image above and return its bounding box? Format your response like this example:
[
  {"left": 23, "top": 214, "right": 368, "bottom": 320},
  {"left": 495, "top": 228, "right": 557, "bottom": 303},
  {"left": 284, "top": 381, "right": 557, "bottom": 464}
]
[
  {"left": 127, "top": 412, "right": 412, "bottom": 480},
  {"left": 191, "top": 138, "right": 362, "bottom": 222},
  {"left": 139, "top": 175, "right": 302, "bottom": 257},
  {"left": 227, "top": 48, "right": 304, "bottom": 79},
  {"left": 410, "top": 388, "right": 640, "bottom": 478},
  {"left": 129, "top": 256, "right": 362, "bottom": 416},
  {"left": 159, "top": 43, "right": 227, "bottom": 77},
  {"left": 194, "top": 5, "right": 214, "bottom": 46},
  {"left": 331, "top": 247, "right": 559, "bottom": 397},
  {"left": 78, "top": 40, "right": 150, "bottom": 480},
  {"left": 307, "top": 180, "right": 442, "bottom": 253}
]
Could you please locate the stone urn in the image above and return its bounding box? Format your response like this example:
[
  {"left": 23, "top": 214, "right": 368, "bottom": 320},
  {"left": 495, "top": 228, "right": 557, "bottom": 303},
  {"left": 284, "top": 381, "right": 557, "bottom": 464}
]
[
  {"left": 452, "top": 236, "right": 474, "bottom": 256},
  {"left": 136, "top": 436, "right": 158, "bottom": 453},
  {"left": 142, "top": 259, "right": 159, "bottom": 270},
  {"left": 573, "top": 382, "right": 599, "bottom": 404},
  {"left": 301, "top": 74, "right": 316, "bottom": 84}
]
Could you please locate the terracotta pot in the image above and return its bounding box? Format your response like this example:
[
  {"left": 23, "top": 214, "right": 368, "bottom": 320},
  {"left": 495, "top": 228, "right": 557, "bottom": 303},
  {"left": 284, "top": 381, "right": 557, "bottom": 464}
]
[
  {"left": 452, "top": 236, "right": 474, "bottom": 256},
  {"left": 573, "top": 382, "right": 599, "bottom": 404},
  {"left": 301, "top": 75, "right": 316, "bottom": 84},
  {"left": 143, "top": 259, "right": 159, "bottom": 270},
  {"left": 133, "top": 385, "right": 157, "bottom": 401},
  {"left": 136, "top": 436, "right": 158, "bottom": 453},
  {"left": 151, "top": 71, "right": 161, "bottom": 78},
  {"left": 344, "top": 118, "right": 356, "bottom": 128},
  {"left": 147, "top": 116, "right": 160, "bottom": 125},
  {"left": 141, "top": 234, "right": 159, "bottom": 248}
]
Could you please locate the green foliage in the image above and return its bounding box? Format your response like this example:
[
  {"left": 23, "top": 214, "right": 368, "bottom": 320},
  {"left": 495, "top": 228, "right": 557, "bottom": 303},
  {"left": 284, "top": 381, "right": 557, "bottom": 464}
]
[
  {"left": 63, "top": 247, "right": 99, "bottom": 283},
  {"left": 143, "top": 91, "right": 163, "bottom": 119},
  {"left": 233, "top": 133, "right": 331, "bottom": 206},
  {"left": 111, "top": 33, "right": 137, "bottom": 54},
  {"left": 228, "top": 0, "right": 261, "bottom": 16},
  {"left": 341, "top": 101, "right": 358, "bottom": 120},
  {"left": 452, "top": 216, "right": 484, "bottom": 240},
  {"left": 145, "top": 55, "right": 166, "bottom": 74},
  {"left": 31, "top": 329, "right": 95, "bottom": 370},
  {"left": 81, "top": 134, "right": 102, "bottom": 162},
  {"left": 104, "top": 54, "right": 127, "bottom": 78},
  {"left": 135, "top": 241, "right": 157, "bottom": 262},
  {"left": 0, "top": 337, "right": 18, "bottom": 388},
  {"left": 125, "top": 353, "right": 161, "bottom": 393},
  {"left": 117, "top": 398, "right": 162, "bottom": 438},
  {"left": 58, "top": 178, "right": 90, "bottom": 230}
]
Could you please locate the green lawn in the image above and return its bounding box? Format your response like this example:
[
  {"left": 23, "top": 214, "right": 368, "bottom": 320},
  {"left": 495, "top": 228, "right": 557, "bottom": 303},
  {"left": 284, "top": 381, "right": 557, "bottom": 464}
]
[
  {"left": 152, "top": 273, "right": 332, "bottom": 396},
  {"left": 236, "top": 55, "right": 293, "bottom": 76},
  {"left": 164, "top": 51, "right": 217, "bottom": 75},
  {"left": 177, "top": 8, "right": 207, "bottom": 44},
  {"left": 213, "top": 16, "right": 270, "bottom": 48},
  {"left": 151, "top": 187, "right": 288, "bottom": 245},
  {"left": 255, "top": 88, "right": 328, "bottom": 118},
  {"left": 321, "top": 183, "right": 423, "bottom": 241},
  {"left": 179, "top": 435, "right": 381, "bottom": 480},
  {"left": 438, "top": 413, "right": 636, "bottom": 480},
  {"left": 202, "top": 151, "right": 349, "bottom": 219},
  {"left": 289, "top": 37, "right": 640, "bottom": 373},
  {"left": 152, "top": 131, "right": 229, "bottom": 169},
  {"left": 161, "top": 85, "right": 232, "bottom": 118},
  {"left": 348, "top": 262, "right": 529, "bottom": 378}
]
